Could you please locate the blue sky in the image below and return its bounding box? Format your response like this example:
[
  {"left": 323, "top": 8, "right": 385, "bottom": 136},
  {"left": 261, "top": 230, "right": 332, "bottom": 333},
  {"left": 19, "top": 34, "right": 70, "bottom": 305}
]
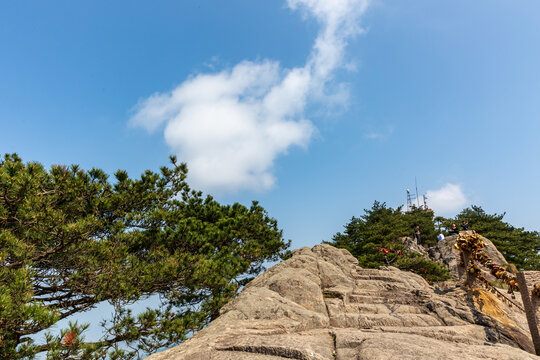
[{"left": 2, "top": 0, "right": 540, "bottom": 253}]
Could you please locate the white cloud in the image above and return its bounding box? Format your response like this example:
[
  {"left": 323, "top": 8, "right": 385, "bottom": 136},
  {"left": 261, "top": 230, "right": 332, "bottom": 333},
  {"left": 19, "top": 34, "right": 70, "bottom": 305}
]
[
  {"left": 426, "top": 183, "right": 468, "bottom": 215},
  {"left": 130, "top": 0, "right": 370, "bottom": 193}
]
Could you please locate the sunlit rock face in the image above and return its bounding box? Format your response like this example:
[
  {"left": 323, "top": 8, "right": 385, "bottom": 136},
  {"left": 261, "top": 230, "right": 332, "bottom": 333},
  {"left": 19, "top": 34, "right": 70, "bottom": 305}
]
[
  {"left": 428, "top": 231, "right": 508, "bottom": 281},
  {"left": 147, "top": 244, "right": 539, "bottom": 360}
]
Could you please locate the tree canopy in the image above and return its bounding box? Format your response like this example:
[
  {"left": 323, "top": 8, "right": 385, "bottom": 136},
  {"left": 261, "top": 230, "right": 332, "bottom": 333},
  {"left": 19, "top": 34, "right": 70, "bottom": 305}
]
[
  {"left": 443, "top": 205, "right": 539, "bottom": 271},
  {"left": 327, "top": 201, "right": 450, "bottom": 282},
  {"left": 329, "top": 201, "right": 539, "bottom": 283},
  {"left": 0, "top": 154, "right": 289, "bottom": 359}
]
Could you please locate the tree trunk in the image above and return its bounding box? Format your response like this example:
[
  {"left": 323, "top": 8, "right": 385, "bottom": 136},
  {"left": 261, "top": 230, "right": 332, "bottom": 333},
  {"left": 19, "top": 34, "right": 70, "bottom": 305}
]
[{"left": 516, "top": 271, "right": 540, "bottom": 355}]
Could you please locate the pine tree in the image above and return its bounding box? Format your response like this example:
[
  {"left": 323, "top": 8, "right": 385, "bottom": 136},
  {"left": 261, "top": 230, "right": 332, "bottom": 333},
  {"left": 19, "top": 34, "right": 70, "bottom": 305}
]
[
  {"left": 0, "top": 154, "right": 288, "bottom": 359},
  {"left": 327, "top": 201, "right": 450, "bottom": 282},
  {"left": 452, "top": 206, "right": 539, "bottom": 271}
]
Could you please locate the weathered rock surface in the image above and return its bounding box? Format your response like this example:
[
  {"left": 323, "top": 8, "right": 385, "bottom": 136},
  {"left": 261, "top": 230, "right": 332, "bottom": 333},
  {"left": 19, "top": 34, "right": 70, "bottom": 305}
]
[
  {"left": 147, "top": 244, "right": 539, "bottom": 360},
  {"left": 426, "top": 231, "right": 508, "bottom": 281}
]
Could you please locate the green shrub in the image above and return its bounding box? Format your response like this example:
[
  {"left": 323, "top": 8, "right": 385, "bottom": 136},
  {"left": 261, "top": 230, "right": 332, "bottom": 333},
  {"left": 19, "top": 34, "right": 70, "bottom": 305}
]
[{"left": 395, "top": 253, "right": 451, "bottom": 283}]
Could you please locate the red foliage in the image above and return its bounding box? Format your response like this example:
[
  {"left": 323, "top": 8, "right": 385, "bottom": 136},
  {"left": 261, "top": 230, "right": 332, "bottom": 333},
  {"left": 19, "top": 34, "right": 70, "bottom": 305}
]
[{"left": 61, "top": 331, "right": 76, "bottom": 347}]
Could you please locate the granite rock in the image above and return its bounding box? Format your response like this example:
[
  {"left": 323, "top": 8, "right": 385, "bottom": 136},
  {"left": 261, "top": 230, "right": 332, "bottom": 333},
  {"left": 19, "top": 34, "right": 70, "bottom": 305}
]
[{"left": 147, "top": 244, "right": 539, "bottom": 360}]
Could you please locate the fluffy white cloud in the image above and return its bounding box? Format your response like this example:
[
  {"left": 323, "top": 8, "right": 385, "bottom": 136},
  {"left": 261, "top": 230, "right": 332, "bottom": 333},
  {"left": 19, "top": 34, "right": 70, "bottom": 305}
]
[
  {"left": 130, "top": 0, "right": 370, "bottom": 193},
  {"left": 426, "top": 183, "right": 468, "bottom": 215}
]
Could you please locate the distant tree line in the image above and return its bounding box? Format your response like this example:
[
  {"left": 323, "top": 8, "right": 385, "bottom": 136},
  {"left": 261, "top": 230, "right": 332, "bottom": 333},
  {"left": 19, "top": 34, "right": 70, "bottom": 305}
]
[
  {"left": 327, "top": 201, "right": 450, "bottom": 282},
  {"left": 327, "top": 201, "right": 540, "bottom": 283},
  {"left": 436, "top": 205, "right": 539, "bottom": 271}
]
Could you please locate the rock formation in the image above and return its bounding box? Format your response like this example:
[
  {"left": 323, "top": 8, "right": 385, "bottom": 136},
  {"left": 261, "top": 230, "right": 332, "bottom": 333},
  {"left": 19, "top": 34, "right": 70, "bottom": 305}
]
[
  {"left": 428, "top": 231, "right": 508, "bottom": 281},
  {"left": 147, "top": 242, "right": 540, "bottom": 359}
]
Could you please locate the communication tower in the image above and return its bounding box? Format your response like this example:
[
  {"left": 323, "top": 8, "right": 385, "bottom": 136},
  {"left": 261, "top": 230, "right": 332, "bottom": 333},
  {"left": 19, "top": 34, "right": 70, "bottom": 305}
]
[
  {"left": 406, "top": 179, "right": 429, "bottom": 211},
  {"left": 406, "top": 189, "right": 416, "bottom": 212}
]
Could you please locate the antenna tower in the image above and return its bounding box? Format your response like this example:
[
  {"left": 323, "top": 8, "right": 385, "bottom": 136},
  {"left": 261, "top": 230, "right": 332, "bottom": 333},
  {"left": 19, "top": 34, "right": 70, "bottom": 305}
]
[
  {"left": 406, "top": 178, "right": 428, "bottom": 211},
  {"left": 406, "top": 189, "right": 416, "bottom": 212},
  {"left": 415, "top": 177, "right": 420, "bottom": 208}
]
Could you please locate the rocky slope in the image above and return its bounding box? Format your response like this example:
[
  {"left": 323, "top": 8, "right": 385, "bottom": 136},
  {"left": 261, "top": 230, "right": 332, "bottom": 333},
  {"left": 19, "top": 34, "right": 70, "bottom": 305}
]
[{"left": 147, "top": 243, "right": 539, "bottom": 359}]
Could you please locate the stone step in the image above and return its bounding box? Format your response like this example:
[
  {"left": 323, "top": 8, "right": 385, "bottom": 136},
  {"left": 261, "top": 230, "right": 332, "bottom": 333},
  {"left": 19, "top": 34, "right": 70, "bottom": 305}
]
[
  {"left": 329, "top": 313, "right": 444, "bottom": 328},
  {"left": 326, "top": 301, "right": 427, "bottom": 316},
  {"left": 347, "top": 293, "right": 414, "bottom": 305},
  {"left": 353, "top": 274, "right": 409, "bottom": 283},
  {"left": 346, "top": 303, "right": 426, "bottom": 315},
  {"left": 353, "top": 280, "right": 411, "bottom": 292}
]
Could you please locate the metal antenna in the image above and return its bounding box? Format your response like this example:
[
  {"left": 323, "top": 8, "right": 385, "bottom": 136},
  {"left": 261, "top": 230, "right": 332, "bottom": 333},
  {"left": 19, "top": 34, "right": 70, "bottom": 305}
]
[{"left": 415, "top": 177, "right": 420, "bottom": 208}]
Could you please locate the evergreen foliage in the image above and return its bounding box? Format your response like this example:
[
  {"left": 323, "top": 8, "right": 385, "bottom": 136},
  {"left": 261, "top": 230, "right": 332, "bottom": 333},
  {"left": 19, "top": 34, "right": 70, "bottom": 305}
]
[
  {"left": 443, "top": 205, "right": 539, "bottom": 271},
  {"left": 0, "top": 154, "right": 289, "bottom": 359},
  {"left": 327, "top": 201, "right": 450, "bottom": 282},
  {"left": 403, "top": 206, "right": 437, "bottom": 245},
  {"left": 394, "top": 253, "right": 451, "bottom": 283}
]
